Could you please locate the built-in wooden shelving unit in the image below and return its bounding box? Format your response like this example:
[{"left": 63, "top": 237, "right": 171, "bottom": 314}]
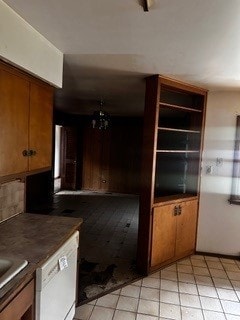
[{"left": 137, "top": 75, "right": 208, "bottom": 274}]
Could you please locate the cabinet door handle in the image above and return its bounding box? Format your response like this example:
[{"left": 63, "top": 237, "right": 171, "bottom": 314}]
[
  {"left": 173, "top": 206, "right": 178, "bottom": 216},
  {"left": 22, "top": 150, "right": 28, "bottom": 157},
  {"left": 178, "top": 205, "right": 182, "bottom": 215},
  {"left": 29, "top": 150, "right": 37, "bottom": 156}
]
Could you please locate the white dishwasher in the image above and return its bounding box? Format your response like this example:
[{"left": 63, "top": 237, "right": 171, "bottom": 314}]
[{"left": 35, "top": 231, "right": 79, "bottom": 320}]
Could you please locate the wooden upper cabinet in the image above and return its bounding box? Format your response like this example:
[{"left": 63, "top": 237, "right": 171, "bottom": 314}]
[
  {"left": 0, "top": 61, "right": 54, "bottom": 178},
  {"left": 28, "top": 83, "right": 53, "bottom": 171},
  {"left": 0, "top": 69, "right": 29, "bottom": 176}
]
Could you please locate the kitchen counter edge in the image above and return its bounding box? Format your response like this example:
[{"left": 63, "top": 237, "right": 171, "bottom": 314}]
[{"left": 0, "top": 212, "right": 83, "bottom": 311}]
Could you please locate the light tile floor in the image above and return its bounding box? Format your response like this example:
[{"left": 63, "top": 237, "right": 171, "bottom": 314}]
[{"left": 74, "top": 255, "right": 240, "bottom": 320}]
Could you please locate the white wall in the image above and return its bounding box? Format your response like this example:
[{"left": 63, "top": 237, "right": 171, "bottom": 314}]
[
  {"left": 0, "top": 0, "right": 63, "bottom": 87},
  {"left": 197, "top": 91, "right": 240, "bottom": 256}
]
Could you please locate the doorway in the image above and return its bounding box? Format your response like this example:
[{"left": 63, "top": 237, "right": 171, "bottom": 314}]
[
  {"left": 60, "top": 126, "right": 79, "bottom": 190},
  {"left": 54, "top": 125, "right": 62, "bottom": 193}
]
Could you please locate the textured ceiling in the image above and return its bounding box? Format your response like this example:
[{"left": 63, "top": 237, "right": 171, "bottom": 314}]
[{"left": 3, "top": 0, "right": 240, "bottom": 115}]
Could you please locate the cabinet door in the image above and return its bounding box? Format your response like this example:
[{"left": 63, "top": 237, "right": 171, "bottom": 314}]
[
  {"left": 175, "top": 200, "right": 198, "bottom": 257},
  {"left": 0, "top": 69, "right": 29, "bottom": 176},
  {"left": 28, "top": 83, "right": 53, "bottom": 171},
  {"left": 0, "top": 279, "right": 34, "bottom": 320},
  {"left": 151, "top": 204, "right": 177, "bottom": 267}
]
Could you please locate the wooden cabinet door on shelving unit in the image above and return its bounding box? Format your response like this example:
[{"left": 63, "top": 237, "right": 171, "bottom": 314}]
[
  {"left": 137, "top": 75, "right": 207, "bottom": 274},
  {"left": 175, "top": 199, "right": 198, "bottom": 258},
  {"left": 0, "top": 61, "right": 54, "bottom": 179},
  {"left": 151, "top": 204, "right": 177, "bottom": 267},
  {"left": 150, "top": 199, "right": 198, "bottom": 269}
]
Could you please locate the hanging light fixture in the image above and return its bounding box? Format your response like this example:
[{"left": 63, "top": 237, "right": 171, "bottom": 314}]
[{"left": 92, "top": 100, "right": 110, "bottom": 130}]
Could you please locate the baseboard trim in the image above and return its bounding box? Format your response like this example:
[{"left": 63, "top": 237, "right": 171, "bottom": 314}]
[{"left": 196, "top": 251, "right": 240, "bottom": 260}]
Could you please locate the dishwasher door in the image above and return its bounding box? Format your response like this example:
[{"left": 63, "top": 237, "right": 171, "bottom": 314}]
[{"left": 36, "top": 231, "right": 79, "bottom": 320}]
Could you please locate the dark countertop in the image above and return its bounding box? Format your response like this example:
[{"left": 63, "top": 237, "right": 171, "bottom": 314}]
[{"left": 0, "top": 213, "right": 83, "bottom": 309}]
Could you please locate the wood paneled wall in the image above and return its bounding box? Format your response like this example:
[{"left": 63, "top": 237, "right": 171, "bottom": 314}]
[
  {"left": 109, "top": 119, "right": 142, "bottom": 193},
  {"left": 82, "top": 127, "right": 110, "bottom": 191},
  {"left": 82, "top": 118, "right": 142, "bottom": 194},
  {"left": 55, "top": 113, "right": 143, "bottom": 194}
]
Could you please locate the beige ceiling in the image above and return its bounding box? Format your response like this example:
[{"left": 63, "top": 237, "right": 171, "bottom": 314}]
[{"left": 3, "top": 0, "right": 240, "bottom": 115}]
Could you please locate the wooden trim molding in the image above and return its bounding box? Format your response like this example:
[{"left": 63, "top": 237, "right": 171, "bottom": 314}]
[
  {"left": 0, "top": 167, "right": 51, "bottom": 184},
  {"left": 196, "top": 251, "right": 240, "bottom": 261},
  {"left": 0, "top": 59, "right": 53, "bottom": 89},
  {"left": 229, "top": 115, "right": 240, "bottom": 205}
]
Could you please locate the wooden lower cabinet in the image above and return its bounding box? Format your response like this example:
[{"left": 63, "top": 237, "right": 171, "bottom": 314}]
[
  {"left": 150, "top": 199, "right": 198, "bottom": 268},
  {"left": 151, "top": 204, "right": 176, "bottom": 267},
  {"left": 0, "top": 279, "right": 34, "bottom": 320},
  {"left": 175, "top": 200, "right": 198, "bottom": 258}
]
